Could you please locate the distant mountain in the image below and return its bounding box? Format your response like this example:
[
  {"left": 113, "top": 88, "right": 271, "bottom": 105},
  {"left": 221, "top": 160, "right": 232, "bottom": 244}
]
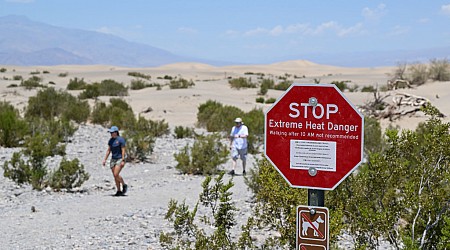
[{"left": 0, "top": 15, "right": 191, "bottom": 67}]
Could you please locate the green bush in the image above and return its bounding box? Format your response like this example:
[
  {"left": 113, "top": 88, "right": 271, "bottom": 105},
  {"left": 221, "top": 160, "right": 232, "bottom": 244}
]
[
  {"left": 197, "top": 101, "right": 264, "bottom": 153},
  {"left": 49, "top": 158, "right": 90, "bottom": 190},
  {"left": 21, "top": 76, "right": 42, "bottom": 89},
  {"left": 128, "top": 71, "right": 151, "bottom": 80},
  {"left": 123, "top": 116, "right": 169, "bottom": 162},
  {"left": 91, "top": 98, "right": 134, "bottom": 128},
  {"left": 125, "top": 131, "right": 155, "bottom": 162},
  {"left": 255, "top": 97, "right": 265, "bottom": 103},
  {"left": 273, "top": 80, "right": 292, "bottom": 91},
  {"left": 13, "top": 75, "right": 22, "bottom": 81},
  {"left": 197, "top": 100, "right": 244, "bottom": 132},
  {"left": 0, "top": 67, "right": 6, "bottom": 72},
  {"left": 58, "top": 72, "right": 68, "bottom": 77},
  {"left": 330, "top": 80, "right": 348, "bottom": 91},
  {"left": 0, "top": 101, "right": 28, "bottom": 147},
  {"left": 78, "top": 84, "right": 100, "bottom": 99},
  {"left": 169, "top": 78, "right": 195, "bottom": 89},
  {"left": 174, "top": 126, "right": 196, "bottom": 139},
  {"left": 160, "top": 173, "right": 253, "bottom": 249},
  {"left": 228, "top": 77, "right": 256, "bottom": 89},
  {"left": 130, "top": 79, "right": 153, "bottom": 90},
  {"left": 3, "top": 152, "right": 31, "bottom": 185},
  {"left": 67, "top": 77, "right": 87, "bottom": 90},
  {"left": 361, "top": 85, "right": 376, "bottom": 92},
  {"left": 264, "top": 98, "right": 276, "bottom": 104},
  {"left": 174, "top": 134, "right": 228, "bottom": 175},
  {"left": 79, "top": 79, "right": 128, "bottom": 98},
  {"left": 258, "top": 78, "right": 275, "bottom": 95},
  {"left": 7, "top": 84, "right": 18, "bottom": 88},
  {"left": 25, "top": 87, "right": 90, "bottom": 123}
]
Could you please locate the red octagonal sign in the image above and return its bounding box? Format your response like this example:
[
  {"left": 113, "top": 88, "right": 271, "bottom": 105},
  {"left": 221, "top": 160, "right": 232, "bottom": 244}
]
[{"left": 265, "top": 83, "right": 364, "bottom": 190}]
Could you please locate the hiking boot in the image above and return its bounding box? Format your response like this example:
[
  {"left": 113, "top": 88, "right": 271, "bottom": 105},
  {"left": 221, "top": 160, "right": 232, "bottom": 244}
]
[
  {"left": 228, "top": 170, "right": 235, "bottom": 176},
  {"left": 242, "top": 170, "right": 246, "bottom": 176},
  {"left": 122, "top": 184, "right": 128, "bottom": 195},
  {"left": 114, "top": 191, "right": 123, "bottom": 196}
]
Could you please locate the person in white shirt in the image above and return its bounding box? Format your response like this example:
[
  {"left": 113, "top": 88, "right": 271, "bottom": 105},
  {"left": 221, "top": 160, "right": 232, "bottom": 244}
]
[{"left": 229, "top": 117, "right": 248, "bottom": 176}]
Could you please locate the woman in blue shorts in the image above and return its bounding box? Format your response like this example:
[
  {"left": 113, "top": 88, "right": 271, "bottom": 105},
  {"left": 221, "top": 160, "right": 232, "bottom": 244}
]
[{"left": 102, "top": 126, "right": 128, "bottom": 196}]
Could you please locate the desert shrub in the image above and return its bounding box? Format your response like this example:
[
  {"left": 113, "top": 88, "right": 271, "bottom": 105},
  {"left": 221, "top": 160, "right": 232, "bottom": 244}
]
[
  {"left": 128, "top": 71, "right": 152, "bottom": 80},
  {"left": 174, "top": 126, "right": 196, "bottom": 139},
  {"left": 361, "top": 85, "right": 376, "bottom": 92},
  {"left": 327, "top": 105, "right": 450, "bottom": 248},
  {"left": 3, "top": 152, "right": 31, "bottom": 185},
  {"left": 264, "top": 98, "right": 276, "bottom": 104},
  {"left": 258, "top": 78, "right": 274, "bottom": 95},
  {"left": 99, "top": 79, "right": 128, "bottom": 96},
  {"left": 21, "top": 76, "right": 42, "bottom": 89},
  {"left": 245, "top": 158, "right": 308, "bottom": 248},
  {"left": 228, "top": 77, "right": 256, "bottom": 89},
  {"left": 128, "top": 71, "right": 151, "bottom": 80},
  {"left": 408, "top": 63, "right": 428, "bottom": 86},
  {"left": 43, "top": 70, "right": 50, "bottom": 74},
  {"left": 90, "top": 102, "right": 110, "bottom": 126},
  {"left": 125, "top": 131, "right": 156, "bottom": 162},
  {"left": 0, "top": 67, "right": 6, "bottom": 72},
  {"left": 7, "top": 84, "right": 18, "bottom": 88},
  {"left": 429, "top": 58, "right": 450, "bottom": 81},
  {"left": 169, "top": 78, "right": 195, "bottom": 89},
  {"left": 347, "top": 84, "right": 359, "bottom": 92},
  {"left": 123, "top": 116, "right": 169, "bottom": 162},
  {"left": 30, "top": 70, "right": 40, "bottom": 75},
  {"left": 0, "top": 101, "right": 28, "bottom": 147},
  {"left": 78, "top": 84, "right": 100, "bottom": 99},
  {"left": 160, "top": 173, "right": 253, "bottom": 249},
  {"left": 198, "top": 101, "right": 243, "bottom": 132},
  {"left": 130, "top": 79, "right": 155, "bottom": 90},
  {"left": 49, "top": 158, "right": 89, "bottom": 190},
  {"left": 80, "top": 79, "right": 128, "bottom": 98},
  {"left": 197, "top": 101, "right": 264, "bottom": 152},
  {"left": 13, "top": 75, "right": 22, "bottom": 80},
  {"left": 331, "top": 80, "right": 348, "bottom": 91},
  {"left": 25, "top": 87, "right": 90, "bottom": 123},
  {"left": 255, "top": 97, "right": 265, "bottom": 103},
  {"left": 67, "top": 77, "right": 88, "bottom": 90},
  {"left": 273, "top": 80, "right": 292, "bottom": 91},
  {"left": 242, "top": 108, "right": 264, "bottom": 153},
  {"left": 58, "top": 72, "right": 68, "bottom": 77},
  {"left": 174, "top": 133, "right": 228, "bottom": 175}
]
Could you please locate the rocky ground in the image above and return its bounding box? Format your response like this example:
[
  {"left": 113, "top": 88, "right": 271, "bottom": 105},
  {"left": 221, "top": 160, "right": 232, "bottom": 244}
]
[
  {"left": 0, "top": 124, "right": 259, "bottom": 249},
  {"left": 0, "top": 124, "right": 393, "bottom": 249}
]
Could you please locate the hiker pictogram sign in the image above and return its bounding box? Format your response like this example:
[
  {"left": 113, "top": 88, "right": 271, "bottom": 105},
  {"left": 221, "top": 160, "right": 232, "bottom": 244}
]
[{"left": 297, "top": 205, "right": 329, "bottom": 250}]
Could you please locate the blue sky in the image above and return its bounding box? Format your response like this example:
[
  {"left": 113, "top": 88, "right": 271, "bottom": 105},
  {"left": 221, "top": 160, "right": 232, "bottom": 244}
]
[{"left": 1, "top": 0, "right": 450, "bottom": 64}]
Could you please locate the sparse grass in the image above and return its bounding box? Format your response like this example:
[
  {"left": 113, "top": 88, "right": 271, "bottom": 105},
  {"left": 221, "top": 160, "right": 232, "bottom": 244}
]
[{"left": 229, "top": 77, "right": 256, "bottom": 89}]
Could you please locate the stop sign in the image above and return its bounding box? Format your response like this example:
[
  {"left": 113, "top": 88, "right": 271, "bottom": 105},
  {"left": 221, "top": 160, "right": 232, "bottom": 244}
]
[{"left": 264, "top": 83, "right": 364, "bottom": 190}]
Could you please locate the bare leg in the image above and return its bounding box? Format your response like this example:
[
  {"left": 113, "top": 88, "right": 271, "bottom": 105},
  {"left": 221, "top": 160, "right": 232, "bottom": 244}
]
[{"left": 111, "top": 165, "right": 125, "bottom": 191}]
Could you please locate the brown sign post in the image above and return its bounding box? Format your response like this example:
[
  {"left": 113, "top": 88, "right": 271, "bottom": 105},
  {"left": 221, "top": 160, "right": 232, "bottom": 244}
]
[{"left": 297, "top": 205, "right": 329, "bottom": 249}]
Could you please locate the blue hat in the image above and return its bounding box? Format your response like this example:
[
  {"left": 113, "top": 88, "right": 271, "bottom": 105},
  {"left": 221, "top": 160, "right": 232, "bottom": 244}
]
[{"left": 108, "top": 126, "right": 119, "bottom": 133}]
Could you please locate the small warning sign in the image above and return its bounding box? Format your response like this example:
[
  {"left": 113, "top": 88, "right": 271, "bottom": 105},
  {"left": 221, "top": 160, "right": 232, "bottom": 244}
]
[{"left": 297, "top": 205, "right": 329, "bottom": 250}]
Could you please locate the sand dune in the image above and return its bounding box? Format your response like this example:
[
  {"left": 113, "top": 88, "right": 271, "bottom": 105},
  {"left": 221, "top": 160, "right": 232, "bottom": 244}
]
[{"left": 0, "top": 61, "right": 449, "bottom": 130}]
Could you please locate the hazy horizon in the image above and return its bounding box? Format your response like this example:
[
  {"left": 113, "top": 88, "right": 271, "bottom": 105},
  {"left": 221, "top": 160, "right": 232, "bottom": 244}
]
[{"left": 1, "top": 1, "right": 450, "bottom": 66}]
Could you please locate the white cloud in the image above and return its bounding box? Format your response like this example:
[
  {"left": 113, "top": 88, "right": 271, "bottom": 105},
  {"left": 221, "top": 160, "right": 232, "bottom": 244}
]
[
  {"left": 442, "top": 4, "right": 450, "bottom": 15},
  {"left": 418, "top": 18, "right": 430, "bottom": 23},
  {"left": 362, "top": 3, "right": 387, "bottom": 21},
  {"left": 240, "top": 21, "right": 364, "bottom": 38}
]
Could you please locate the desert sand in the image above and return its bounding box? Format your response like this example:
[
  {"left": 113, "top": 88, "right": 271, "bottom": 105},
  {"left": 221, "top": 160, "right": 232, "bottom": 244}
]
[{"left": 0, "top": 61, "right": 449, "bottom": 249}]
